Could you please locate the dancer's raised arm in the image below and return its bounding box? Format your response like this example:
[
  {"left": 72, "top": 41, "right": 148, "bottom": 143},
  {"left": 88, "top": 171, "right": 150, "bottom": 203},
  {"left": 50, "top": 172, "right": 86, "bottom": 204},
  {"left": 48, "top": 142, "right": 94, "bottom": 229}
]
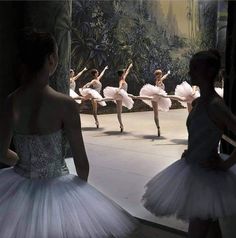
[
  {"left": 70, "top": 67, "right": 87, "bottom": 82},
  {"left": 123, "top": 63, "right": 133, "bottom": 80},
  {"left": 160, "top": 70, "right": 170, "bottom": 82},
  {"left": 97, "top": 65, "right": 108, "bottom": 81}
]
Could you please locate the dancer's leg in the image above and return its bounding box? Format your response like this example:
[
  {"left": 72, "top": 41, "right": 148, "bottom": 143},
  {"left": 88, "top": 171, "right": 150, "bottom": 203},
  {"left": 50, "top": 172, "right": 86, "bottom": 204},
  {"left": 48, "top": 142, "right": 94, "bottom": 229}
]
[
  {"left": 116, "top": 100, "right": 123, "bottom": 132},
  {"left": 151, "top": 101, "right": 160, "bottom": 136},
  {"left": 91, "top": 99, "right": 99, "bottom": 128}
]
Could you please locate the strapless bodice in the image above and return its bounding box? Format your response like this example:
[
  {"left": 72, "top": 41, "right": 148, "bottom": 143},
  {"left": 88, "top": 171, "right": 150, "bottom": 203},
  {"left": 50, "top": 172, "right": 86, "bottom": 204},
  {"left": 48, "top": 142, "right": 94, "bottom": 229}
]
[
  {"left": 13, "top": 130, "right": 69, "bottom": 178},
  {"left": 186, "top": 100, "right": 222, "bottom": 165}
]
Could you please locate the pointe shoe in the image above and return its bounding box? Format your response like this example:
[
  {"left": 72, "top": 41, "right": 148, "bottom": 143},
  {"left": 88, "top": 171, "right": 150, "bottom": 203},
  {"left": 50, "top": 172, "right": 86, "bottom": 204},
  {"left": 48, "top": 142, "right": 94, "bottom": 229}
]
[
  {"left": 95, "top": 121, "right": 99, "bottom": 129},
  {"left": 157, "top": 127, "right": 161, "bottom": 137},
  {"left": 120, "top": 125, "right": 124, "bottom": 133}
]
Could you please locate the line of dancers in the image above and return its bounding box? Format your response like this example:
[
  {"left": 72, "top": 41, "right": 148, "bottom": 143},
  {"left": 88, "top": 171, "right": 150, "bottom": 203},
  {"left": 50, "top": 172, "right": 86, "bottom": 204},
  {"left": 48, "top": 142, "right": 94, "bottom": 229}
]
[{"left": 69, "top": 64, "right": 223, "bottom": 136}]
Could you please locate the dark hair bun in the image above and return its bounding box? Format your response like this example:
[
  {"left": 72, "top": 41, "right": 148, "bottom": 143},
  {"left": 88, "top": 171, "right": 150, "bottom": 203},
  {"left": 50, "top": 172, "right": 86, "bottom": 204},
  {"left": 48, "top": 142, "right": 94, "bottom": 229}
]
[{"left": 18, "top": 28, "right": 56, "bottom": 72}]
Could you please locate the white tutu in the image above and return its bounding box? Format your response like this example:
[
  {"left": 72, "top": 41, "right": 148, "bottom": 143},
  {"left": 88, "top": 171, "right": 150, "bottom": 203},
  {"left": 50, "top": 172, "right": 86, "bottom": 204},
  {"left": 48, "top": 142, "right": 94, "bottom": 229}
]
[
  {"left": 142, "top": 154, "right": 236, "bottom": 221},
  {"left": 0, "top": 168, "right": 136, "bottom": 238},
  {"left": 139, "top": 84, "right": 171, "bottom": 112},
  {"left": 69, "top": 89, "right": 81, "bottom": 104},
  {"left": 174, "top": 81, "right": 200, "bottom": 107},
  {"left": 103, "top": 87, "right": 134, "bottom": 110},
  {"left": 215, "top": 87, "right": 224, "bottom": 98},
  {"left": 79, "top": 88, "right": 106, "bottom": 106}
]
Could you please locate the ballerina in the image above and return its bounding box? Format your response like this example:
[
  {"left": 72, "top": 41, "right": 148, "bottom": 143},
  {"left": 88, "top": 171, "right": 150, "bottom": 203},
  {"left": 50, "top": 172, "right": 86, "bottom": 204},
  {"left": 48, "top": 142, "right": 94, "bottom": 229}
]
[
  {"left": 79, "top": 66, "right": 108, "bottom": 128},
  {"left": 103, "top": 63, "right": 134, "bottom": 132},
  {"left": 142, "top": 50, "right": 236, "bottom": 238},
  {"left": 69, "top": 68, "right": 87, "bottom": 102},
  {"left": 131, "top": 69, "right": 171, "bottom": 136},
  {"left": 0, "top": 29, "right": 136, "bottom": 238}
]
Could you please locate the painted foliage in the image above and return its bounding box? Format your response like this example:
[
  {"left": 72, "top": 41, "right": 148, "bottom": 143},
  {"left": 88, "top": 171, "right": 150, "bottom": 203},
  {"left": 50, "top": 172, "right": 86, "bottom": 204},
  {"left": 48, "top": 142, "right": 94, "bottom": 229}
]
[{"left": 71, "top": 0, "right": 226, "bottom": 96}]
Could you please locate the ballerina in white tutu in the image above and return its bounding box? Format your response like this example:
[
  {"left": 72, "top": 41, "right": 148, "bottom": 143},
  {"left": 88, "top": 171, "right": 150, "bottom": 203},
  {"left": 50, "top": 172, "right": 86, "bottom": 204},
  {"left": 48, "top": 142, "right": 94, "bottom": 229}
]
[
  {"left": 69, "top": 68, "right": 87, "bottom": 103},
  {"left": 131, "top": 69, "right": 171, "bottom": 136},
  {"left": 142, "top": 50, "right": 236, "bottom": 238},
  {"left": 79, "top": 66, "right": 108, "bottom": 128},
  {"left": 0, "top": 29, "right": 136, "bottom": 238},
  {"left": 103, "top": 63, "right": 134, "bottom": 132}
]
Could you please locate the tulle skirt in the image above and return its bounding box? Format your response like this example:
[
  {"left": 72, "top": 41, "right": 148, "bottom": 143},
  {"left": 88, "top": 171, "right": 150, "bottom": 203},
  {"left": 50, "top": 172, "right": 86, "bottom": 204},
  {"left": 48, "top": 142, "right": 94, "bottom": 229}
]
[
  {"left": 142, "top": 154, "right": 236, "bottom": 221},
  {"left": 0, "top": 168, "right": 136, "bottom": 238},
  {"left": 70, "top": 89, "right": 81, "bottom": 104},
  {"left": 174, "top": 81, "right": 200, "bottom": 107},
  {"left": 79, "top": 88, "right": 106, "bottom": 106},
  {"left": 139, "top": 84, "right": 171, "bottom": 112},
  {"left": 215, "top": 87, "right": 224, "bottom": 98},
  {"left": 103, "top": 87, "right": 134, "bottom": 110}
]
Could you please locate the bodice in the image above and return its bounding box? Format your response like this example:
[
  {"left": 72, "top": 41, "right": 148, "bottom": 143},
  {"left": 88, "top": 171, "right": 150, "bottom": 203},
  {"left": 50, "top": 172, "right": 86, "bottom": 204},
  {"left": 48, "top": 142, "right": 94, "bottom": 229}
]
[
  {"left": 120, "top": 81, "right": 128, "bottom": 91},
  {"left": 70, "top": 80, "right": 76, "bottom": 91},
  {"left": 155, "top": 81, "right": 165, "bottom": 90},
  {"left": 90, "top": 80, "right": 102, "bottom": 93},
  {"left": 13, "top": 130, "right": 69, "bottom": 179},
  {"left": 186, "top": 99, "right": 222, "bottom": 165}
]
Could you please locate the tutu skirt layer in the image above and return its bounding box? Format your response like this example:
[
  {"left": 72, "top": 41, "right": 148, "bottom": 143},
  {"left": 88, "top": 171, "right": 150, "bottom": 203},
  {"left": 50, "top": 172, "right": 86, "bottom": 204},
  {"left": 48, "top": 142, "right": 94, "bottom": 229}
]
[
  {"left": 143, "top": 154, "right": 236, "bottom": 221},
  {"left": 79, "top": 88, "right": 106, "bottom": 106},
  {"left": 103, "top": 87, "right": 134, "bottom": 110},
  {"left": 174, "top": 81, "right": 200, "bottom": 107},
  {"left": 215, "top": 87, "right": 224, "bottom": 98},
  {"left": 139, "top": 84, "right": 171, "bottom": 111},
  {"left": 69, "top": 89, "right": 81, "bottom": 104},
  {"left": 0, "top": 168, "right": 136, "bottom": 238}
]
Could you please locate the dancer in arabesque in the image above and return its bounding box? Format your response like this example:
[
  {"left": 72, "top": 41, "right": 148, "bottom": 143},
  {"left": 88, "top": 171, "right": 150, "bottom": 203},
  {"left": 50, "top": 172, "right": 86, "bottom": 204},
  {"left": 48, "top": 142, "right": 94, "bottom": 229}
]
[
  {"left": 79, "top": 66, "right": 108, "bottom": 128},
  {"left": 102, "top": 63, "right": 134, "bottom": 132},
  {"left": 131, "top": 69, "right": 171, "bottom": 136},
  {"left": 69, "top": 68, "right": 87, "bottom": 103}
]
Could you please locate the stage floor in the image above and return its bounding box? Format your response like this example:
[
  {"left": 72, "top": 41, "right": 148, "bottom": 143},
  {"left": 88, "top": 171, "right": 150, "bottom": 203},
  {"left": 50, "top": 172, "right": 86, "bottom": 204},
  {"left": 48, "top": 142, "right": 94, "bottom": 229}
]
[{"left": 66, "top": 109, "right": 188, "bottom": 232}]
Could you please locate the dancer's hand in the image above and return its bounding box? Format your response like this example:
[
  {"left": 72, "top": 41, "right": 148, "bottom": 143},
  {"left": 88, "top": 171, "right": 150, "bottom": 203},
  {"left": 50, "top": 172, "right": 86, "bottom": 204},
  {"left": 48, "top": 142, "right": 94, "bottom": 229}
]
[
  {"left": 83, "top": 67, "right": 87, "bottom": 71},
  {"left": 105, "top": 65, "right": 109, "bottom": 70},
  {"left": 167, "top": 70, "right": 170, "bottom": 75}
]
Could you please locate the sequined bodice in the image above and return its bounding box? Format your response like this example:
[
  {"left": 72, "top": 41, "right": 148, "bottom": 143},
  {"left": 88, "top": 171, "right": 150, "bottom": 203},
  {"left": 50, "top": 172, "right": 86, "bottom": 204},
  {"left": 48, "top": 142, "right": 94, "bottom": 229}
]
[
  {"left": 120, "top": 82, "right": 128, "bottom": 91},
  {"left": 186, "top": 100, "right": 222, "bottom": 165},
  {"left": 13, "top": 130, "right": 69, "bottom": 179}
]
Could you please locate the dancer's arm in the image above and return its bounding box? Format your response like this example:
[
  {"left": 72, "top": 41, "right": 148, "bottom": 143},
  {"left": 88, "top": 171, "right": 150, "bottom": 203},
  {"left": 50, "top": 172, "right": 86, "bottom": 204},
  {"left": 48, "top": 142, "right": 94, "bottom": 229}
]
[
  {"left": 82, "top": 80, "right": 93, "bottom": 89},
  {"left": 71, "top": 67, "right": 87, "bottom": 81},
  {"left": 63, "top": 99, "right": 89, "bottom": 181},
  {"left": 160, "top": 70, "right": 170, "bottom": 82},
  {"left": 202, "top": 98, "right": 236, "bottom": 170},
  {"left": 0, "top": 96, "right": 19, "bottom": 166},
  {"left": 97, "top": 65, "right": 108, "bottom": 81},
  {"left": 160, "top": 94, "right": 186, "bottom": 102},
  {"left": 123, "top": 63, "right": 133, "bottom": 80}
]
